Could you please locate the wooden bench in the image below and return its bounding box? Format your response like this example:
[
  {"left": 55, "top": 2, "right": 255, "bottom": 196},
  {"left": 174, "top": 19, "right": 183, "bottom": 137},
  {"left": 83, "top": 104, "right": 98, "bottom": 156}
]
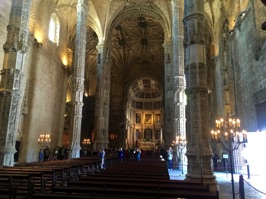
[
  {"left": 45, "top": 157, "right": 218, "bottom": 199},
  {"left": 0, "top": 156, "right": 120, "bottom": 198},
  {"left": 32, "top": 192, "right": 189, "bottom": 199},
  {"left": 79, "top": 175, "right": 201, "bottom": 185},
  {"left": 0, "top": 173, "right": 35, "bottom": 198},
  {"left": 66, "top": 180, "right": 210, "bottom": 192},
  {"left": 3, "top": 156, "right": 219, "bottom": 199},
  {"left": 50, "top": 185, "right": 218, "bottom": 199},
  {"left": 0, "top": 167, "right": 59, "bottom": 190}
]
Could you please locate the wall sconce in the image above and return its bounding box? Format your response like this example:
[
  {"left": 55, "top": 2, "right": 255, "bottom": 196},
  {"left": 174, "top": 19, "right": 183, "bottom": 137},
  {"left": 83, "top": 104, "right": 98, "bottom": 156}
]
[{"left": 34, "top": 38, "right": 42, "bottom": 47}]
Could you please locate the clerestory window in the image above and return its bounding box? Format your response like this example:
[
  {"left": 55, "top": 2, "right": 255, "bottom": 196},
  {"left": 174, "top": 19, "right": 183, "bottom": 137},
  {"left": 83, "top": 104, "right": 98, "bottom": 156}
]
[{"left": 48, "top": 13, "right": 60, "bottom": 45}]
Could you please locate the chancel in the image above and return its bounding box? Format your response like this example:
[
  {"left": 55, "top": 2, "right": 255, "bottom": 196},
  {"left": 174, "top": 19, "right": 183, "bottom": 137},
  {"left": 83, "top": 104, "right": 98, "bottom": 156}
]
[{"left": 0, "top": 0, "right": 266, "bottom": 198}]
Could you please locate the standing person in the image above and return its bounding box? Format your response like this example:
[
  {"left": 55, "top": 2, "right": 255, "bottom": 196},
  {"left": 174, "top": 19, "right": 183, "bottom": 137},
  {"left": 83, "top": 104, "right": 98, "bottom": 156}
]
[
  {"left": 168, "top": 147, "right": 173, "bottom": 170},
  {"left": 212, "top": 153, "right": 218, "bottom": 171},
  {"left": 118, "top": 147, "right": 124, "bottom": 162},
  {"left": 60, "top": 146, "right": 65, "bottom": 160},
  {"left": 38, "top": 149, "right": 43, "bottom": 162},
  {"left": 43, "top": 146, "right": 50, "bottom": 161},
  {"left": 83, "top": 147, "right": 87, "bottom": 157},
  {"left": 136, "top": 148, "right": 141, "bottom": 162},
  {"left": 58, "top": 147, "right": 62, "bottom": 160},
  {"left": 222, "top": 153, "right": 228, "bottom": 173},
  {"left": 53, "top": 146, "right": 59, "bottom": 160},
  {"left": 64, "top": 146, "right": 69, "bottom": 159},
  {"left": 99, "top": 149, "right": 106, "bottom": 169},
  {"left": 129, "top": 148, "right": 134, "bottom": 160}
]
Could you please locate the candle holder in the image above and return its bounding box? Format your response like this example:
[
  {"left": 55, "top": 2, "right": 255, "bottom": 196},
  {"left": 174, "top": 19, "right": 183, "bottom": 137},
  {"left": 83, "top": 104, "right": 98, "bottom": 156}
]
[
  {"left": 82, "top": 138, "right": 91, "bottom": 145},
  {"left": 210, "top": 117, "right": 247, "bottom": 199},
  {"left": 37, "top": 133, "right": 51, "bottom": 147},
  {"left": 172, "top": 135, "right": 187, "bottom": 174}
]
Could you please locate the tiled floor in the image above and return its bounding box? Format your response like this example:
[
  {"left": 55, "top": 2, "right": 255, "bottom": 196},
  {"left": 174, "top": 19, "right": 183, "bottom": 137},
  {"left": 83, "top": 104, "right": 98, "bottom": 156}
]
[{"left": 169, "top": 169, "right": 266, "bottom": 199}]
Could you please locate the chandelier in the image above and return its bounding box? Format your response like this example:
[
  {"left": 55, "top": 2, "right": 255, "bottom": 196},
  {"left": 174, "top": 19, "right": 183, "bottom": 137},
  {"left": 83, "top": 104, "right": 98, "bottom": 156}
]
[
  {"left": 210, "top": 116, "right": 247, "bottom": 199},
  {"left": 211, "top": 118, "right": 247, "bottom": 148},
  {"left": 37, "top": 133, "right": 51, "bottom": 146}
]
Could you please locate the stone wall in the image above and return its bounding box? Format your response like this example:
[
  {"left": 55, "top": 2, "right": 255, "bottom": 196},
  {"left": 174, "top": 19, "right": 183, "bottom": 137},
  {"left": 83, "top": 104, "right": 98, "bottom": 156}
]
[
  {"left": 0, "top": 1, "right": 69, "bottom": 162},
  {"left": 0, "top": 0, "right": 11, "bottom": 72},
  {"left": 216, "top": 4, "right": 266, "bottom": 132},
  {"left": 19, "top": 41, "right": 67, "bottom": 162}
]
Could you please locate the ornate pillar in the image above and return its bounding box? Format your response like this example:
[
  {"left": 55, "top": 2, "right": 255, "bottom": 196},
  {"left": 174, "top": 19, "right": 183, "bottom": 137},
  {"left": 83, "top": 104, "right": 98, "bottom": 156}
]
[
  {"left": 69, "top": 0, "right": 88, "bottom": 159},
  {"left": 183, "top": 0, "right": 217, "bottom": 189},
  {"left": 172, "top": 0, "right": 186, "bottom": 166},
  {"left": 163, "top": 39, "right": 174, "bottom": 147},
  {"left": 94, "top": 42, "right": 111, "bottom": 151},
  {"left": 172, "top": 0, "right": 186, "bottom": 139},
  {"left": 0, "top": 0, "right": 31, "bottom": 166}
]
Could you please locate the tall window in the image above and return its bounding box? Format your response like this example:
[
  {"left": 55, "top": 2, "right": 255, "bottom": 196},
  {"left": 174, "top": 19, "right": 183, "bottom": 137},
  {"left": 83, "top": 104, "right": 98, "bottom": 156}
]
[{"left": 48, "top": 14, "right": 60, "bottom": 45}]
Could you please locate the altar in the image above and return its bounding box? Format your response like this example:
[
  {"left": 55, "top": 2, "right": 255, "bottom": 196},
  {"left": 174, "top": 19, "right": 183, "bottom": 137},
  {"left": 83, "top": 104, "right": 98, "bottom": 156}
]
[{"left": 139, "top": 141, "right": 155, "bottom": 151}]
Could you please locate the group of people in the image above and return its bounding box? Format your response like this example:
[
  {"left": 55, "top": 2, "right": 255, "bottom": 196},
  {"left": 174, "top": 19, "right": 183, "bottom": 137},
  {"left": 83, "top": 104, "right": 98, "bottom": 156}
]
[
  {"left": 38, "top": 146, "right": 50, "bottom": 162},
  {"left": 52, "top": 146, "right": 69, "bottom": 160},
  {"left": 166, "top": 147, "right": 229, "bottom": 172},
  {"left": 97, "top": 147, "right": 143, "bottom": 169},
  {"left": 38, "top": 144, "right": 227, "bottom": 173},
  {"left": 38, "top": 145, "right": 69, "bottom": 162}
]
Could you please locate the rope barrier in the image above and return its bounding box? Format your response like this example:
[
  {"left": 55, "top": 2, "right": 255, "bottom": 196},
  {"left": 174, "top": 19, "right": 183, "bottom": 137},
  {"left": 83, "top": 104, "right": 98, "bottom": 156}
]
[{"left": 243, "top": 177, "right": 266, "bottom": 195}]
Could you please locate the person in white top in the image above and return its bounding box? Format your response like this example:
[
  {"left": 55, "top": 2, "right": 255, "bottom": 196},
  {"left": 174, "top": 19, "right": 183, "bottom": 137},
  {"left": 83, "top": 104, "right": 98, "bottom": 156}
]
[{"left": 168, "top": 147, "right": 173, "bottom": 170}]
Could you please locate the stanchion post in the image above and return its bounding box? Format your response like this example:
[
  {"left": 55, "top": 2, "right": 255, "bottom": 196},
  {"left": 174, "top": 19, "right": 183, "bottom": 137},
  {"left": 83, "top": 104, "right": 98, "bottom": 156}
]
[
  {"left": 247, "top": 164, "right": 250, "bottom": 179},
  {"left": 239, "top": 175, "right": 245, "bottom": 199}
]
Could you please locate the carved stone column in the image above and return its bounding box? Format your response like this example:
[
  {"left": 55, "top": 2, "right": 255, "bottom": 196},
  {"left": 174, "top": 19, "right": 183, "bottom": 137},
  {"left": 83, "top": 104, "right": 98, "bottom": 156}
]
[
  {"left": 0, "top": 0, "right": 31, "bottom": 166},
  {"left": 69, "top": 0, "right": 88, "bottom": 159},
  {"left": 172, "top": 0, "right": 186, "bottom": 165},
  {"left": 94, "top": 43, "right": 111, "bottom": 151},
  {"left": 183, "top": 0, "right": 217, "bottom": 189},
  {"left": 163, "top": 39, "right": 174, "bottom": 147},
  {"left": 172, "top": 0, "right": 186, "bottom": 138}
]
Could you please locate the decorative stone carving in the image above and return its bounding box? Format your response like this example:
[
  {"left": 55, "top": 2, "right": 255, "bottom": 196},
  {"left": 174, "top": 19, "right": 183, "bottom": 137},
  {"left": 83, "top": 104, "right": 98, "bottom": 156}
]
[
  {"left": 69, "top": 0, "right": 88, "bottom": 159},
  {"left": 0, "top": 0, "right": 31, "bottom": 166},
  {"left": 184, "top": 0, "right": 217, "bottom": 187},
  {"left": 94, "top": 43, "right": 111, "bottom": 150}
]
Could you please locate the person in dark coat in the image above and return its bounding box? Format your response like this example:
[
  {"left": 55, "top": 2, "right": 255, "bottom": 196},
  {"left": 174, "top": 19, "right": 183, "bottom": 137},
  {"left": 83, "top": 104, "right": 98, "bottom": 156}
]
[
  {"left": 212, "top": 153, "right": 218, "bottom": 171},
  {"left": 135, "top": 148, "right": 141, "bottom": 161},
  {"left": 222, "top": 153, "right": 228, "bottom": 173},
  {"left": 43, "top": 146, "right": 50, "bottom": 161},
  {"left": 118, "top": 147, "right": 124, "bottom": 162}
]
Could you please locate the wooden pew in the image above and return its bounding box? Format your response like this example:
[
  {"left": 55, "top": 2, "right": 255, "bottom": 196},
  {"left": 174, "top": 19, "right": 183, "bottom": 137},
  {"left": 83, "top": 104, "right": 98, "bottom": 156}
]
[
  {"left": 77, "top": 175, "right": 204, "bottom": 188},
  {"left": 66, "top": 180, "right": 210, "bottom": 192},
  {"left": 50, "top": 185, "right": 218, "bottom": 199},
  {"left": 0, "top": 156, "right": 119, "bottom": 198},
  {"left": 0, "top": 173, "right": 35, "bottom": 198},
  {"left": 3, "top": 156, "right": 219, "bottom": 199},
  {"left": 45, "top": 157, "right": 218, "bottom": 199},
  {"left": 32, "top": 192, "right": 186, "bottom": 199}
]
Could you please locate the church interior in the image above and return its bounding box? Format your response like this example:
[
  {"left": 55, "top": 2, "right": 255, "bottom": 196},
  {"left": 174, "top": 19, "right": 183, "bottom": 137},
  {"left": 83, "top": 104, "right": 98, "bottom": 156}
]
[{"left": 0, "top": 0, "right": 266, "bottom": 196}]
